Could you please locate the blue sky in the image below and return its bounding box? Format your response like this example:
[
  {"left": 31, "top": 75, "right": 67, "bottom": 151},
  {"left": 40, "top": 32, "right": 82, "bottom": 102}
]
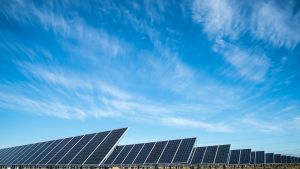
[{"left": 0, "top": 0, "right": 300, "bottom": 156}]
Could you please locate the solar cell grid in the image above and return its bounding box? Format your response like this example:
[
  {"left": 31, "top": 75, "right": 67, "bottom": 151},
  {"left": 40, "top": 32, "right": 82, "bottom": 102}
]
[
  {"left": 58, "top": 133, "right": 96, "bottom": 165},
  {"left": 122, "top": 144, "right": 144, "bottom": 165},
  {"left": 103, "top": 146, "right": 124, "bottom": 165},
  {"left": 158, "top": 139, "right": 181, "bottom": 164},
  {"left": 145, "top": 141, "right": 167, "bottom": 164},
  {"left": 229, "top": 150, "right": 240, "bottom": 165},
  {"left": 113, "top": 145, "right": 134, "bottom": 164},
  {"left": 133, "top": 142, "right": 155, "bottom": 164},
  {"left": 36, "top": 139, "right": 64, "bottom": 164},
  {"left": 2, "top": 146, "right": 23, "bottom": 165},
  {"left": 6, "top": 145, "right": 28, "bottom": 165},
  {"left": 265, "top": 153, "right": 274, "bottom": 164},
  {"left": 19, "top": 142, "right": 45, "bottom": 165},
  {"left": 255, "top": 151, "right": 265, "bottom": 164},
  {"left": 47, "top": 136, "right": 83, "bottom": 165},
  {"left": 287, "top": 156, "right": 291, "bottom": 163},
  {"left": 239, "top": 149, "right": 251, "bottom": 164},
  {"left": 3, "top": 146, "right": 24, "bottom": 164},
  {"left": 22, "top": 142, "right": 47, "bottom": 165},
  {"left": 172, "top": 138, "right": 196, "bottom": 163},
  {"left": 274, "top": 154, "right": 281, "bottom": 163},
  {"left": 70, "top": 131, "right": 110, "bottom": 165},
  {"left": 30, "top": 140, "right": 60, "bottom": 165},
  {"left": 0, "top": 148, "right": 10, "bottom": 164},
  {"left": 26, "top": 141, "right": 54, "bottom": 165},
  {"left": 84, "top": 128, "right": 127, "bottom": 165},
  {"left": 202, "top": 146, "right": 218, "bottom": 164},
  {"left": 39, "top": 137, "right": 72, "bottom": 165},
  {"left": 250, "top": 152, "right": 255, "bottom": 164},
  {"left": 214, "top": 145, "right": 230, "bottom": 164},
  {"left": 13, "top": 144, "right": 36, "bottom": 165},
  {"left": 188, "top": 148, "right": 196, "bottom": 164},
  {"left": 190, "top": 147, "right": 206, "bottom": 164},
  {"left": 282, "top": 155, "right": 287, "bottom": 163}
]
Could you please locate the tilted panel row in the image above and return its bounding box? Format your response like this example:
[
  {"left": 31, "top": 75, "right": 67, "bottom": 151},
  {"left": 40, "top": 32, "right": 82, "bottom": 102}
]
[
  {"left": 215, "top": 145, "right": 230, "bottom": 164},
  {"left": 239, "top": 149, "right": 251, "bottom": 164},
  {"left": 229, "top": 150, "right": 240, "bottom": 165},
  {"left": 265, "top": 153, "right": 274, "bottom": 164}
]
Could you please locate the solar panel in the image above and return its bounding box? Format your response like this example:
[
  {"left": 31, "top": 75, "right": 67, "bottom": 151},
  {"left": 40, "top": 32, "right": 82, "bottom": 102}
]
[
  {"left": 4, "top": 145, "right": 27, "bottom": 165},
  {"left": 214, "top": 145, "right": 230, "bottom": 164},
  {"left": 298, "top": 157, "right": 300, "bottom": 163},
  {"left": 188, "top": 148, "right": 196, "bottom": 164},
  {"left": 30, "top": 140, "right": 61, "bottom": 165},
  {"left": 103, "top": 146, "right": 125, "bottom": 165},
  {"left": 239, "top": 149, "right": 251, "bottom": 164},
  {"left": 26, "top": 141, "right": 55, "bottom": 165},
  {"left": 2, "top": 146, "right": 23, "bottom": 165},
  {"left": 274, "top": 154, "right": 281, "bottom": 163},
  {"left": 255, "top": 151, "right": 265, "bottom": 164},
  {"left": 83, "top": 128, "right": 127, "bottom": 165},
  {"left": 133, "top": 142, "right": 156, "bottom": 164},
  {"left": 11, "top": 144, "right": 35, "bottom": 165},
  {"left": 47, "top": 136, "right": 83, "bottom": 165},
  {"left": 22, "top": 142, "right": 47, "bottom": 165},
  {"left": 113, "top": 145, "right": 134, "bottom": 164},
  {"left": 158, "top": 139, "right": 181, "bottom": 164},
  {"left": 281, "top": 155, "right": 287, "bottom": 163},
  {"left": 190, "top": 147, "right": 206, "bottom": 164},
  {"left": 202, "top": 146, "right": 218, "bottom": 164},
  {"left": 145, "top": 141, "right": 167, "bottom": 164},
  {"left": 2, "top": 146, "right": 22, "bottom": 164},
  {"left": 250, "top": 152, "right": 255, "bottom": 164},
  {"left": 172, "top": 138, "right": 196, "bottom": 163},
  {"left": 69, "top": 131, "right": 110, "bottom": 165},
  {"left": 7, "top": 145, "right": 31, "bottom": 165},
  {"left": 122, "top": 144, "right": 144, "bottom": 165},
  {"left": 229, "top": 150, "right": 240, "bottom": 165},
  {"left": 58, "top": 133, "right": 96, "bottom": 165},
  {"left": 265, "top": 153, "right": 274, "bottom": 164},
  {"left": 18, "top": 143, "right": 45, "bottom": 165},
  {"left": 287, "top": 156, "right": 291, "bottom": 163}
]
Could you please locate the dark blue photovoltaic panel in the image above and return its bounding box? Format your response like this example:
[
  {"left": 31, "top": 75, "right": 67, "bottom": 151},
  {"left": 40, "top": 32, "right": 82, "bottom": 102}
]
[
  {"left": 145, "top": 141, "right": 167, "bottom": 164},
  {"left": 9, "top": 145, "right": 32, "bottom": 165},
  {"left": 190, "top": 147, "right": 206, "bottom": 164},
  {"left": 1, "top": 146, "right": 20, "bottom": 164},
  {"left": 188, "top": 148, "right": 196, "bottom": 164},
  {"left": 2, "top": 146, "right": 24, "bottom": 165},
  {"left": 158, "top": 139, "right": 181, "bottom": 164},
  {"left": 47, "top": 136, "right": 83, "bottom": 165},
  {"left": 202, "top": 146, "right": 218, "bottom": 164},
  {"left": 58, "top": 133, "right": 96, "bottom": 165},
  {"left": 214, "top": 145, "right": 230, "bottom": 164},
  {"left": 31, "top": 140, "right": 62, "bottom": 165},
  {"left": 16, "top": 143, "right": 40, "bottom": 164},
  {"left": 27, "top": 141, "right": 54, "bottom": 165},
  {"left": 297, "top": 157, "right": 300, "bottom": 163},
  {"left": 0, "top": 148, "right": 10, "bottom": 164},
  {"left": 84, "top": 128, "right": 127, "bottom": 165},
  {"left": 70, "top": 131, "right": 110, "bottom": 165},
  {"left": 282, "top": 155, "right": 287, "bottom": 163},
  {"left": 7, "top": 144, "right": 32, "bottom": 165},
  {"left": 122, "top": 144, "right": 144, "bottom": 165},
  {"left": 39, "top": 137, "right": 72, "bottom": 165},
  {"left": 287, "top": 156, "right": 291, "bottom": 163},
  {"left": 239, "top": 149, "right": 251, "bottom": 164},
  {"left": 113, "top": 144, "right": 134, "bottom": 164},
  {"left": 250, "top": 152, "right": 255, "bottom": 164},
  {"left": 229, "top": 150, "right": 240, "bottom": 164},
  {"left": 265, "top": 153, "right": 274, "bottom": 164},
  {"left": 103, "top": 146, "right": 125, "bottom": 165},
  {"left": 172, "top": 138, "right": 196, "bottom": 163},
  {"left": 255, "top": 151, "right": 265, "bottom": 164},
  {"left": 133, "top": 142, "right": 155, "bottom": 164},
  {"left": 274, "top": 154, "right": 281, "bottom": 163},
  {"left": 21, "top": 142, "right": 47, "bottom": 165}
]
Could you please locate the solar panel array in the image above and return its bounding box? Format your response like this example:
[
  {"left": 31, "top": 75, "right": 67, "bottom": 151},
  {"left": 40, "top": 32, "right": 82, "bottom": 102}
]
[
  {"left": 103, "top": 138, "right": 196, "bottom": 166},
  {"left": 0, "top": 128, "right": 127, "bottom": 166},
  {"left": 1, "top": 127, "right": 300, "bottom": 167},
  {"left": 190, "top": 145, "right": 230, "bottom": 165}
]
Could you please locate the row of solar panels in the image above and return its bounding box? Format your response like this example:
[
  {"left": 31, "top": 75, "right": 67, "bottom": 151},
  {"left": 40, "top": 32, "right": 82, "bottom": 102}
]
[
  {"left": 0, "top": 127, "right": 299, "bottom": 167},
  {"left": 103, "top": 138, "right": 196, "bottom": 166},
  {"left": 189, "top": 146, "right": 300, "bottom": 165},
  {"left": 0, "top": 128, "right": 127, "bottom": 166}
]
